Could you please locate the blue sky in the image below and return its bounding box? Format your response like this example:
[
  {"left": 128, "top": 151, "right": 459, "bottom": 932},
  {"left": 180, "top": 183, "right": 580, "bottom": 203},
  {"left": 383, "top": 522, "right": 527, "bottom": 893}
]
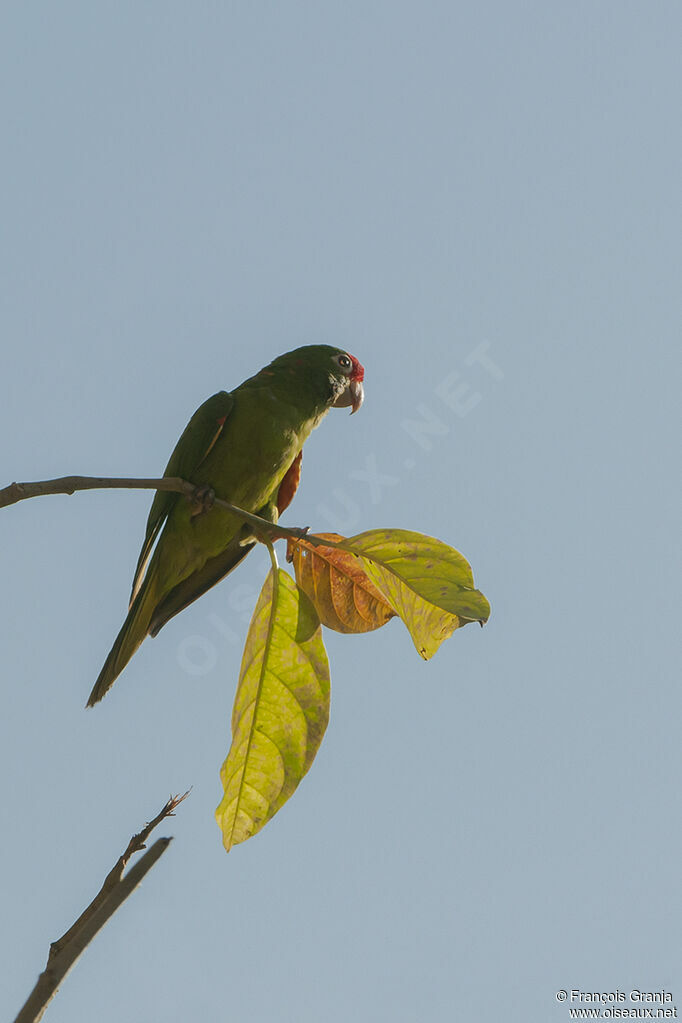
[{"left": 2, "top": 3, "right": 680, "bottom": 1021}]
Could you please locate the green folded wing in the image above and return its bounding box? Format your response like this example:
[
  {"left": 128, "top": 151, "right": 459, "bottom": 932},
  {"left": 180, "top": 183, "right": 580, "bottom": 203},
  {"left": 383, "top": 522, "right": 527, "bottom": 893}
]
[
  {"left": 129, "top": 390, "right": 234, "bottom": 606},
  {"left": 148, "top": 538, "right": 254, "bottom": 636}
]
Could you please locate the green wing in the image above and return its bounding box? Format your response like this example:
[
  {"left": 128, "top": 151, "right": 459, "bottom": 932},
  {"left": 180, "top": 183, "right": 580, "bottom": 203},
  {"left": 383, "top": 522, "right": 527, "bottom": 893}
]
[
  {"left": 148, "top": 537, "right": 255, "bottom": 637},
  {"left": 147, "top": 452, "right": 304, "bottom": 637},
  {"left": 129, "top": 390, "right": 234, "bottom": 606}
]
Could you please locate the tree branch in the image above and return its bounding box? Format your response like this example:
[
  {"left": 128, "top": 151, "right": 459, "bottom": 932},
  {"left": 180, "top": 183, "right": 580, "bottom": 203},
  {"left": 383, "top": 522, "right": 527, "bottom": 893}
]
[
  {"left": 0, "top": 474, "right": 312, "bottom": 541},
  {"left": 13, "top": 791, "right": 190, "bottom": 1023},
  {"left": 0, "top": 473, "right": 381, "bottom": 565},
  {"left": 0, "top": 475, "right": 195, "bottom": 509}
]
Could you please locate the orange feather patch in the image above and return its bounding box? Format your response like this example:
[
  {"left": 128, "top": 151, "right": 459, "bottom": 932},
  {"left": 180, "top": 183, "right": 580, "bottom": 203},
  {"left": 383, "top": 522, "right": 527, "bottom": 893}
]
[{"left": 276, "top": 451, "right": 302, "bottom": 515}]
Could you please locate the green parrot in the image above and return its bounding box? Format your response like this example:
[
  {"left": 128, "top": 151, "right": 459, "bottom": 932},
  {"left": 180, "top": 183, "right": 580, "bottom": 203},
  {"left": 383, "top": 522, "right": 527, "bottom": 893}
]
[{"left": 87, "top": 344, "right": 365, "bottom": 706}]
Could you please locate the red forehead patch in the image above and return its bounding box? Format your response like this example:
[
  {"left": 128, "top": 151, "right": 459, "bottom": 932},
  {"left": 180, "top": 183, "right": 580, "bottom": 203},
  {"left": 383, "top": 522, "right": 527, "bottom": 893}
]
[{"left": 348, "top": 354, "right": 365, "bottom": 382}]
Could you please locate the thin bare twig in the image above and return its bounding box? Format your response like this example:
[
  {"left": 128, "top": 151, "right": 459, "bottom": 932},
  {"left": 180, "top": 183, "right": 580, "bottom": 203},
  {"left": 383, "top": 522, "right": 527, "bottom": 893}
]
[{"left": 13, "top": 791, "right": 190, "bottom": 1023}]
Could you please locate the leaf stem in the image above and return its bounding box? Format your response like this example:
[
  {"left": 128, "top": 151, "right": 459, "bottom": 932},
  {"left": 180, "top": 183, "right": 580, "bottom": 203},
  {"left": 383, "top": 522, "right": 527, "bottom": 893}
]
[{"left": 265, "top": 540, "right": 279, "bottom": 573}]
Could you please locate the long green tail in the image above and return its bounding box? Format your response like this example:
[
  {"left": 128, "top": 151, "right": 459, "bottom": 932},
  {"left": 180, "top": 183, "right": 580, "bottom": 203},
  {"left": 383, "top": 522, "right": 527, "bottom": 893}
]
[{"left": 87, "top": 565, "right": 160, "bottom": 707}]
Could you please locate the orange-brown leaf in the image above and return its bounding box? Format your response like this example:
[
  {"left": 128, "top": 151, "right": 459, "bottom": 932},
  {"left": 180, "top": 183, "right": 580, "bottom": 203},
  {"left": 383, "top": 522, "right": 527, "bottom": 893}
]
[{"left": 286, "top": 533, "right": 396, "bottom": 634}]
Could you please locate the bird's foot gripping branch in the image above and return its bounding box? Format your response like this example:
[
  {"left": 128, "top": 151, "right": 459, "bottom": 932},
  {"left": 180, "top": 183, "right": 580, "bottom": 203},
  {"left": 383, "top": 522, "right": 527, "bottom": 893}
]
[{"left": 215, "top": 526, "right": 489, "bottom": 852}]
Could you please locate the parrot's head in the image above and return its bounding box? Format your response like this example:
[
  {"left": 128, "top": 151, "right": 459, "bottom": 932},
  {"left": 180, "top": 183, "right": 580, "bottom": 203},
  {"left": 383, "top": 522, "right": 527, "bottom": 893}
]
[
  {"left": 328, "top": 349, "right": 365, "bottom": 414},
  {"left": 267, "top": 345, "right": 365, "bottom": 414}
]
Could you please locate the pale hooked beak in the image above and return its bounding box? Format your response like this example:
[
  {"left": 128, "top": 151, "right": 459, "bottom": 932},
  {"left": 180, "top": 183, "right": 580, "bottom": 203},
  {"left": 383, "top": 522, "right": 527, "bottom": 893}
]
[{"left": 333, "top": 378, "right": 364, "bottom": 414}]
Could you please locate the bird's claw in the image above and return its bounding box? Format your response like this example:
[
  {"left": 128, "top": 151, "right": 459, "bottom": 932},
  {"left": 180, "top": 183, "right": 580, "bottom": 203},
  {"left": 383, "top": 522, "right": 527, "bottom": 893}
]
[
  {"left": 189, "top": 484, "right": 215, "bottom": 516},
  {"left": 257, "top": 524, "right": 310, "bottom": 546},
  {"left": 277, "top": 525, "right": 310, "bottom": 542}
]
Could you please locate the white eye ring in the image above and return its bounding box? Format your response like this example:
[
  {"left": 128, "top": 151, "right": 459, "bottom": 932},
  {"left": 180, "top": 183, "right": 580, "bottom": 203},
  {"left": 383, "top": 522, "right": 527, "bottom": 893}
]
[{"left": 337, "top": 353, "right": 352, "bottom": 371}]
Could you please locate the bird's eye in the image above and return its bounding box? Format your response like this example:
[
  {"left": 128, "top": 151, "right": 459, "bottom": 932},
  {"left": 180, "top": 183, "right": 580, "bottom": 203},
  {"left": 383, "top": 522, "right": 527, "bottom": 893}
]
[{"left": 337, "top": 354, "right": 352, "bottom": 371}]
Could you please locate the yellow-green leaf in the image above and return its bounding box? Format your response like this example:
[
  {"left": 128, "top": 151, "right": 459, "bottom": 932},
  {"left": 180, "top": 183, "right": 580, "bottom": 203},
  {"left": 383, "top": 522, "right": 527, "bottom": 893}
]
[
  {"left": 286, "top": 532, "right": 396, "bottom": 634},
  {"left": 216, "top": 567, "right": 330, "bottom": 851},
  {"left": 344, "top": 528, "right": 490, "bottom": 659}
]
